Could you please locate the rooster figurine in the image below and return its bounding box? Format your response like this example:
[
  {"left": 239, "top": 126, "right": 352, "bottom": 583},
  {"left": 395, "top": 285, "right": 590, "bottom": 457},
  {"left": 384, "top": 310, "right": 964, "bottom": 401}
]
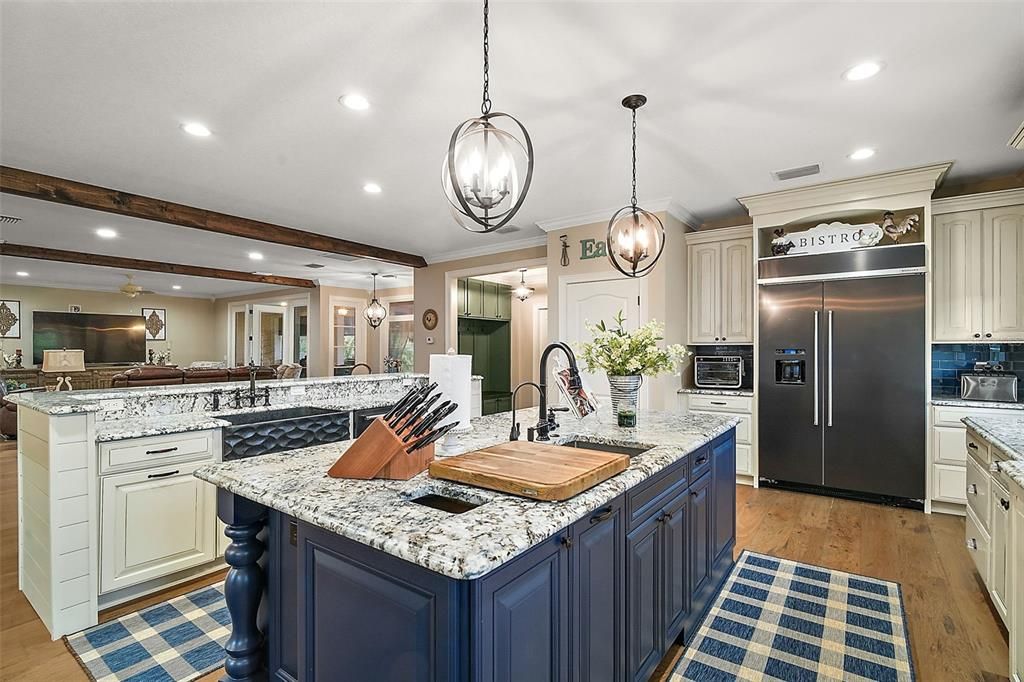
[{"left": 880, "top": 211, "right": 919, "bottom": 243}]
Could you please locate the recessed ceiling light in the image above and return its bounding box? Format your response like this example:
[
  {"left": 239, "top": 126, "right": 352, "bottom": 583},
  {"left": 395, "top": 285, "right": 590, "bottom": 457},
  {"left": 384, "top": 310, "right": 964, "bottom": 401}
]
[
  {"left": 363, "top": 182, "right": 382, "bottom": 194},
  {"left": 15, "top": 271, "right": 28, "bottom": 277},
  {"left": 172, "top": 285, "right": 182, "bottom": 290},
  {"left": 848, "top": 147, "right": 876, "bottom": 160},
  {"left": 181, "top": 122, "right": 212, "bottom": 137},
  {"left": 95, "top": 227, "right": 118, "bottom": 239},
  {"left": 248, "top": 251, "right": 264, "bottom": 261},
  {"left": 842, "top": 61, "right": 883, "bottom": 81},
  {"left": 339, "top": 94, "right": 370, "bottom": 111},
  {"left": 279, "top": 301, "right": 288, "bottom": 307}
]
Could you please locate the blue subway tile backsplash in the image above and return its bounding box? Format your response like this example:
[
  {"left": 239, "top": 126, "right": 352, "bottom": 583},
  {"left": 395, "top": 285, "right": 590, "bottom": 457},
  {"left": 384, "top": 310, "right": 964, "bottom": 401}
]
[{"left": 931, "top": 343, "right": 1024, "bottom": 401}]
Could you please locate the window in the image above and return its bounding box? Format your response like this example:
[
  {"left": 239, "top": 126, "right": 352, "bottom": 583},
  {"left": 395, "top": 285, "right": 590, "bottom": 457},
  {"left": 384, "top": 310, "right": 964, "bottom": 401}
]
[
  {"left": 333, "top": 304, "right": 358, "bottom": 375},
  {"left": 384, "top": 300, "right": 415, "bottom": 372}
]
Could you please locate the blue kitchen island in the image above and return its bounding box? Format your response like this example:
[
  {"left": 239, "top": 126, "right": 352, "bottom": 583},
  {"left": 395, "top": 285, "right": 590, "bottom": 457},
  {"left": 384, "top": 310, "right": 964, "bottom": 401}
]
[{"left": 195, "top": 409, "right": 738, "bottom": 682}]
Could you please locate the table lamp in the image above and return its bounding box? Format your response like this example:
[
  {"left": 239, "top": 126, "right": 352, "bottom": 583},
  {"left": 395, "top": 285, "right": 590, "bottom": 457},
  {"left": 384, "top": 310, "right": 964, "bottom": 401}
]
[{"left": 42, "top": 349, "right": 86, "bottom": 391}]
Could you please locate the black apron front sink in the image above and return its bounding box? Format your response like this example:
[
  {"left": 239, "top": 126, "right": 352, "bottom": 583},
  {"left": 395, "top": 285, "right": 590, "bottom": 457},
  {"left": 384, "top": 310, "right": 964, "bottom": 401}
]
[{"left": 221, "top": 407, "right": 351, "bottom": 460}]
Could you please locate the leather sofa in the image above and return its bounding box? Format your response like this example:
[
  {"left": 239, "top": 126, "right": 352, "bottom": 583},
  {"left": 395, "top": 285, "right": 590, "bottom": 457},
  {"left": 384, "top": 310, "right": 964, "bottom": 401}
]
[
  {"left": 111, "top": 365, "right": 277, "bottom": 388},
  {"left": 1, "top": 386, "right": 47, "bottom": 439}
]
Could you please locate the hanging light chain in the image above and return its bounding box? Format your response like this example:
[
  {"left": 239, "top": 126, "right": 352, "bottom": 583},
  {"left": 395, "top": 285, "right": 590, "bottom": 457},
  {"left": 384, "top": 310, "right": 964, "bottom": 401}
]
[
  {"left": 481, "top": 0, "right": 491, "bottom": 115},
  {"left": 630, "top": 107, "right": 638, "bottom": 207}
]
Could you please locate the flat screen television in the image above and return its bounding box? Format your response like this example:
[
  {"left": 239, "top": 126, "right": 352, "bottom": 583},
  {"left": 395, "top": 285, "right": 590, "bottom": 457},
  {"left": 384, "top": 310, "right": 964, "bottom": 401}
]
[{"left": 33, "top": 312, "right": 147, "bottom": 366}]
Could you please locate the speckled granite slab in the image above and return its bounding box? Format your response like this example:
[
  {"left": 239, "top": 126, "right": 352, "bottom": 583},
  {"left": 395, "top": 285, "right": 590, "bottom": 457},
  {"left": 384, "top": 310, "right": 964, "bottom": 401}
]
[
  {"left": 963, "top": 415, "right": 1024, "bottom": 491},
  {"left": 195, "top": 409, "right": 739, "bottom": 580},
  {"left": 678, "top": 388, "right": 754, "bottom": 397},
  {"left": 933, "top": 398, "right": 1023, "bottom": 411}
]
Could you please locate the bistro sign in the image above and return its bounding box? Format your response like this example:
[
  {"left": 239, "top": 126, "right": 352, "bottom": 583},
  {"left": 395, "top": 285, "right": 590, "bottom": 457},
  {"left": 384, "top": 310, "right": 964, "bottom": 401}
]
[{"left": 771, "top": 221, "right": 885, "bottom": 256}]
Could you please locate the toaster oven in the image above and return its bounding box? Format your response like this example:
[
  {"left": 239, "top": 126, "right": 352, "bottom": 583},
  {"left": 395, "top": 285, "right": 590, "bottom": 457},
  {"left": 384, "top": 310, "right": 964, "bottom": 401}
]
[
  {"left": 694, "top": 356, "right": 744, "bottom": 388},
  {"left": 961, "top": 372, "right": 1018, "bottom": 403}
]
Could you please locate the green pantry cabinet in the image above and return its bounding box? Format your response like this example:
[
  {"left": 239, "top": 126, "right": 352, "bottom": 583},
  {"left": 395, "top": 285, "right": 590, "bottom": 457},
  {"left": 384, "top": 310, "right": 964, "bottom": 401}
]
[
  {"left": 457, "top": 278, "right": 513, "bottom": 415},
  {"left": 263, "top": 430, "right": 737, "bottom": 682}
]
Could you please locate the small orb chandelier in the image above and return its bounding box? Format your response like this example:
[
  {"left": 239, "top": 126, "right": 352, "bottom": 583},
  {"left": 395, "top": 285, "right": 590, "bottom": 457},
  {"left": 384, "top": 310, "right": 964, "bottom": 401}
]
[
  {"left": 442, "top": 0, "right": 534, "bottom": 233},
  {"left": 512, "top": 268, "right": 534, "bottom": 302},
  {"left": 607, "top": 94, "right": 665, "bottom": 278},
  {"left": 365, "top": 273, "right": 387, "bottom": 329}
]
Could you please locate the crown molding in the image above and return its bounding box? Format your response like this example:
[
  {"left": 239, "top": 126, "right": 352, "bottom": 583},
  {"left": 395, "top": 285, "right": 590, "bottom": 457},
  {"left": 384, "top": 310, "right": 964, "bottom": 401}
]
[
  {"left": 535, "top": 197, "right": 678, "bottom": 233},
  {"left": 931, "top": 187, "right": 1024, "bottom": 214},
  {"left": 423, "top": 234, "right": 548, "bottom": 265},
  {"left": 739, "top": 162, "right": 953, "bottom": 219},
  {"left": 684, "top": 224, "right": 754, "bottom": 245}
]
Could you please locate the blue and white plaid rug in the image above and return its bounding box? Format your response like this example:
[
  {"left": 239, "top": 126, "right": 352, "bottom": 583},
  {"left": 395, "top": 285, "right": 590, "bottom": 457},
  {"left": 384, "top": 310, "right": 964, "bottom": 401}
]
[
  {"left": 673, "top": 551, "right": 915, "bottom": 681},
  {"left": 64, "top": 582, "right": 229, "bottom": 682}
]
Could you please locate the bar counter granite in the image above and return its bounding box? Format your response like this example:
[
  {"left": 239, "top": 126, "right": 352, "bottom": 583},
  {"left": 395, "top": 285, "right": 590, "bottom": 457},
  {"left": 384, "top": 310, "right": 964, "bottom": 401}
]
[
  {"left": 963, "top": 414, "right": 1024, "bottom": 490},
  {"left": 195, "top": 408, "right": 739, "bottom": 580}
]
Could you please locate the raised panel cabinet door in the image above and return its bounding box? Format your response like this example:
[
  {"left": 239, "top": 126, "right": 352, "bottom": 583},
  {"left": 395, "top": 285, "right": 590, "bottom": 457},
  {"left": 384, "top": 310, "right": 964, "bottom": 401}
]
[
  {"left": 497, "top": 284, "right": 513, "bottom": 320},
  {"left": 570, "top": 499, "right": 625, "bottom": 682},
  {"left": 933, "top": 211, "right": 983, "bottom": 341},
  {"left": 932, "top": 425, "right": 968, "bottom": 466},
  {"left": 483, "top": 280, "right": 501, "bottom": 319},
  {"left": 661, "top": 487, "right": 689, "bottom": 645},
  {"left": 467, "top": 278, "right": 486, "bottom": 317},
  {"left": 99, "top": 461, "right": 215, "bottom": 594},
  {"left": 458, "top": 278, "right": 469, "bottom": 316},
  {"left": 1011, "top": 491, "right": 1024, "bottom": 681},
  {"left": 982, "top": 206, "right": 1024, "bottom": 341},
  {"left": 476, "top": 534, "right": 570, "bottom": 682},
  {"left": 688, "top": 242, "right": 722, "bottom": 344},
  {"left": 711, "top": 435, "right": 737, "bottom": 563},
  {"left": 688, "top": 473, "right": 713, "bottom": 619},
  {"left": 720, "top": 238, "right": 753, "bottom": 342},
  {"left": 626, "top": 514, "right": 663, "bottom": 682},
  {"left": 991, "top": 482, "right": 1011, "bottom": 623},
  {"left": 268, "top": 514, "right": 299, "bottom": 682}
]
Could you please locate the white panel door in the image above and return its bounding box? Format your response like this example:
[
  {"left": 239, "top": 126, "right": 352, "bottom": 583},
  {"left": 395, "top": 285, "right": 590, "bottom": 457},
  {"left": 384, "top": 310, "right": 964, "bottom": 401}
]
[
  {"left": 982, "top": 205, "right": 1024, "bottom": 341},
  {"left": 933, "top": 211, "right": 983, "bottom": 341},
  {"left": 688, "top": 242, "right": 721, "bottom": 343},
  {"left": 563, "top": 277, "right": 642, "bottom": 407},
  {"left": 100, "top": 461, "right": 216, "bottom": 593},
  {"left": 720, "top": 238, "right": 753, "bottom": 343}
]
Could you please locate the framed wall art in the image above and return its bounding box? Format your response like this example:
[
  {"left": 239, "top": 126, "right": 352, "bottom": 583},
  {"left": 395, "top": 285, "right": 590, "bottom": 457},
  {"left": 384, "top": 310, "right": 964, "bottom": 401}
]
[
  {"left": 0, "top": 300, "right": 21, "bottom": 339},
  {"left": 141, "top": 307, "right": 167, "bottom": 341}
]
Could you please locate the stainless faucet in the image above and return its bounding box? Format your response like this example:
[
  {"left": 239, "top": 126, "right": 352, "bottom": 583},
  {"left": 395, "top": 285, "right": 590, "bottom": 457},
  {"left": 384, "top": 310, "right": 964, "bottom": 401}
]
[{"left": 534, "top": 342, "right": 583, "bottom": 441}]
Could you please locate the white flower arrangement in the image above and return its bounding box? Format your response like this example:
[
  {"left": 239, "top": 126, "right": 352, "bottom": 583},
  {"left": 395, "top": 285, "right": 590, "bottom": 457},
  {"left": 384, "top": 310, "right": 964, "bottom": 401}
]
[{"left": 578, "top": 311, "right": 690, "bottom": 377}]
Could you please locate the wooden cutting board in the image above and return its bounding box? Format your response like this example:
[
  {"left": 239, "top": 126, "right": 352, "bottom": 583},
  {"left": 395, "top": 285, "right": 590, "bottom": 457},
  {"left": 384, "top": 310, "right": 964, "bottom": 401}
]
[{"left": 428, "top": 441, "right": 630, "bottom": 501}]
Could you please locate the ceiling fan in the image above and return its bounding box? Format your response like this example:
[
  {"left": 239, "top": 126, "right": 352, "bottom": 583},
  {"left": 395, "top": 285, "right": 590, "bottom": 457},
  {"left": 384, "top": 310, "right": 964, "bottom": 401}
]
[{"left": 118, "top": 274, "right": 154, "bottom": 298}]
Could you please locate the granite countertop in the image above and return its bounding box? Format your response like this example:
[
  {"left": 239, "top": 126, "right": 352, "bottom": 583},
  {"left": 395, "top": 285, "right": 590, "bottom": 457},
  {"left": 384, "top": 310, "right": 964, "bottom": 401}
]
[
  {"left": 8, "top": 373, "right": 426, "bottom": 415},
  {"left": 962, "top": 415, "right": 1024, "bottom": 490},
  {"left": 195, "top": 409, "right": 739, "bottom": 580},
  {"left": 678, "top": 387, "right": 754, "bottom": 397},
  {"left": 932, "top": 398, "right": 1024, "bottom": 411}
]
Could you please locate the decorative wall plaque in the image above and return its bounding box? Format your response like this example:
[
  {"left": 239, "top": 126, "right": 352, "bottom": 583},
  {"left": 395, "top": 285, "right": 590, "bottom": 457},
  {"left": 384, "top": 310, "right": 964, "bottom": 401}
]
[
  {"left": 771, "top": 221, "right": 884, "bottom": 257},
  {"left": 0, "top": 300, "right": 21, "bottom": 339},
  {"left": 141, "top": 307, "right": 167, "bottom": 341}
]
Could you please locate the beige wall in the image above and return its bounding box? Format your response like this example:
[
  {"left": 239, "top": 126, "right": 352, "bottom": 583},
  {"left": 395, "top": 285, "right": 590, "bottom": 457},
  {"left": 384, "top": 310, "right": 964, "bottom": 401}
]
[
  {"left": 0, "top": 283, "right": 218, "bottom": 367},
  {"left": 545, "top": 212, "right": 691, "bottom": 409},
  {"left": 412, "top": 245, "right": 546, "bottom": 373}
]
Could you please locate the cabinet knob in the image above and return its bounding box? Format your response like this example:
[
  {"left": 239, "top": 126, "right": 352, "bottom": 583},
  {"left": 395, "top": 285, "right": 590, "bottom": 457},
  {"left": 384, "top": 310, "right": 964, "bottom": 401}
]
[
  {"left": 659, "top": 510, "right": 673, "bottom": 523},
  {"left": 714, "top": 337, "right": 720, "bottom": 341},
  {"left": 968, "top": 484, "right": 978, "bottom": 495},
  {"left": 974, "top": 333, "right": 981, "bottom": 338},
  {"left": 966, "top": 538, "right": 978, "bottom": 551},
  {"left": 722, "top": 337, "right": 727, "bottom": 341},
  {"left": 1000, "top": 498, "right": 1010, "bottom": 511},
  {"left": 985, "top": 333, "right": 992, "bottom": 338},
  {"left": 560, "top": 535, "right": 573, "bottom": 549}
]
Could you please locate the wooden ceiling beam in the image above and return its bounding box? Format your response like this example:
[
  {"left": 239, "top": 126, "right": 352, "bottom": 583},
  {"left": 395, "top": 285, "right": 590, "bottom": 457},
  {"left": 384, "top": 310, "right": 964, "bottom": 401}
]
[
  {"left": 0, "top": 243, "right": 317, "bottom": 289},
  {"left": 0, "top": 166, "right": 428, "bottom": 268}
]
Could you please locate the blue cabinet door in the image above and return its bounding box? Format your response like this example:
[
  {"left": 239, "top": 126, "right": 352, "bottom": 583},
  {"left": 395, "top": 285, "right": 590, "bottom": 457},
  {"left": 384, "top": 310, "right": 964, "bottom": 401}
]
[
  {"left": 661, "top": 487, "right": 690, "bottom": 645},
  {"left": 712, "top": 433, "right": 737, "bottom": 563},
  {"left": 268, "top": 513, "right": 299, "bottom": 682},
  {"left": 296, "top": 522, "right": 464, "bottom": 682},
  {"left": 626, "top": 513, "right": 662, "bottom": 682},
  {"left": 687, "top": 472, "right": 714, "bottom": 629},
  {"left": 570, "top": 499, "right": 625, "bottom": 682},
  {"left": 474, "top": 534, "right": 569, "bottom": 682}
]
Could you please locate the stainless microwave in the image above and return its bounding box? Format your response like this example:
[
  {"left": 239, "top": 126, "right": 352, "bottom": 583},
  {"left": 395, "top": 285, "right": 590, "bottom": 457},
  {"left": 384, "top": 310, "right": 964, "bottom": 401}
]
[{"left": 694, "top": 356, "right": 744, "bottom": 388}]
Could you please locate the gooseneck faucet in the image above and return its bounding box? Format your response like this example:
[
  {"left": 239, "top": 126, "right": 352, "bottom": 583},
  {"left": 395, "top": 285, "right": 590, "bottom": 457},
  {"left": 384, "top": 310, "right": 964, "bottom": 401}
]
[
  {"left": 535, "top": 342, "right": 583, "bottom": 441},
  {"left": 509, "top": 382, "right": 543, "bottom": 441},
  {"left": 233, "top": 360, "right": 270, "bottom": 408}
]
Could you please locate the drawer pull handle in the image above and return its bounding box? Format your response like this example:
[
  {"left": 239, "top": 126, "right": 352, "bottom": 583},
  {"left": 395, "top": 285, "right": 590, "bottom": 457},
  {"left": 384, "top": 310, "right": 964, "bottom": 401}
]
[
  {"left": 710, "top": 401, "right": 727, "bottom": 406},
  {"left": 146, "top": 447, "right": 179, "bottom": 455},
  {"left": 1000, "top": 498, "right": 1010, "bottom": 511},
  {"left": 695, "top": 456, "right": 708, "bottom": 465},
  {"left": 966, "top": 538, "right": 978, "bottom": 551},
  {"left": 968, "top": 484, "right": 978, "bottom": 495},
  {"left": 147, "top": 469, "right": 180, "bottom": 479},
  {"left": 560, "top": 535, "right": 573, "bottom": 549},
  {"left": 991, "top": 462, "right": 1002, "bottom": 474},
  {"left": 967, "top": 442, "right": 978, "bottom": 450},
  {"left": 590, "top": 507, "right": 615, "bottom": 524},
  {"left": 659, "top": 510, "right": 673, "bottom": 523}
]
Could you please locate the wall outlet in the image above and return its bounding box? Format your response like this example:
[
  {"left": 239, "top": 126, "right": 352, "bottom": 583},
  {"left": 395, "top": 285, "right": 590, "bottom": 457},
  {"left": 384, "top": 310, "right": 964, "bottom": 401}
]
[
  {"left": 98, "top": 399, "right": 125, "bottom": 412},
  {"left": 289, "top": 386, "right": 307, "bottom": 396}
]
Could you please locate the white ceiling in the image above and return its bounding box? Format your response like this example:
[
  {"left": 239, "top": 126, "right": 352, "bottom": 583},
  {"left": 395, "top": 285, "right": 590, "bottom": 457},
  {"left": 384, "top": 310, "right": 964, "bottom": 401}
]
[{"left": 1, "top": 2, "right": 1022, "bottom": 270}]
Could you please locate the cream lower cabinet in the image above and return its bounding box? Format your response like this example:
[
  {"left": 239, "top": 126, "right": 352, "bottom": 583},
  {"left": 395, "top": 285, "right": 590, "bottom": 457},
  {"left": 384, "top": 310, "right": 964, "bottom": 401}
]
[
  {"left": 100, "top": 460, "right": 216, "bottom": 594},
  {"left": 929, "top": 404, "right": 1010, "bottom": 509},
  {"left": 1011, "top": 481, "right": 1024, "bottom": 682},
  {"left": 680, "top": 392, "right": 754, "bottom": 480},
  {"left": 686, "top": 226, "right": 753, "bottom": 344},
  {"left": 991, "top": 477, "right": 1012, "bottom": 621},
  {"left": 933, "top": 202, "right": 1024, "bottom": 342}
]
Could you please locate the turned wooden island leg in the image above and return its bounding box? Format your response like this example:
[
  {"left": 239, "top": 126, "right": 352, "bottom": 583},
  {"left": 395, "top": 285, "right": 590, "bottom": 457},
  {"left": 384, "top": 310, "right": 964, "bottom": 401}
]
[{"left": 218, "top": 489, "right": 268, "bottom": 682}]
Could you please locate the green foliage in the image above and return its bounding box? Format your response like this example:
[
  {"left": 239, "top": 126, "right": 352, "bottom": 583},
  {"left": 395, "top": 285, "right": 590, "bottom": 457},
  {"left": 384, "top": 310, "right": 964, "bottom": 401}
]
[{"left": 577, "top": 311, "right": 690, "bottom": 377}]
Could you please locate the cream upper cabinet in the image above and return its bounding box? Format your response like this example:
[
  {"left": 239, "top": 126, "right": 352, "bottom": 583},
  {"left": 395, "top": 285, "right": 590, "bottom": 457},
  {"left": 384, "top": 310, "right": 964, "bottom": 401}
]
[
  {"left": 686, "top": 227, "right": 753, "bottom": 344},
  {"left": 982, "top": 205, "right": 1024, "bottom": 340},
  {"left": 933, "top": 203, "right": 1024, "bottom": 342}
]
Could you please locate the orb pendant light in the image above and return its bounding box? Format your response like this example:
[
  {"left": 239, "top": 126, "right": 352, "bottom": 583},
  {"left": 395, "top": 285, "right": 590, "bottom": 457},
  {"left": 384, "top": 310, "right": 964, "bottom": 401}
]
[
  {"left": 365, "top": 273, "right": 387, "bottom": 329},
  {"left": 607, "top": 95, "right": 665, "bottom": 278},
  {"left": 442, "top": 0, "right": 534, "bottom": 233},
  {"left": 512, "top": 268, "right": 534, "bottom": 302}
]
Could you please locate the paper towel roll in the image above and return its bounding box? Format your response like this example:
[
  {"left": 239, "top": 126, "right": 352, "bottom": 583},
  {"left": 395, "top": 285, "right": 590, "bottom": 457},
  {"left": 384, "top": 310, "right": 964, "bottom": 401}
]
[{"left": 429, "top": 352, "right": 473, "bottom": 433}]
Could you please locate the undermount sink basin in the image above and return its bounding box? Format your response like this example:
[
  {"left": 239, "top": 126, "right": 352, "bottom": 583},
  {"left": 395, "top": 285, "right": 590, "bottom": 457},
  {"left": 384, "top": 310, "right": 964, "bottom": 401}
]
[
  {"left": 558, "top": 439, "right": 651, "bottom": 458},
  {"left": 218, "top": 406, "right": 342, "bottom": 426}
]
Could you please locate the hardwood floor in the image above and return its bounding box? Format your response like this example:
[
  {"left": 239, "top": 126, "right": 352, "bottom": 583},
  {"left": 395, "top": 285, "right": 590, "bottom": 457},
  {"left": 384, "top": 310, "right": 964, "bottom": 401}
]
[{"left": 0, "top": 440, "right": 1009, "bottom": 680}]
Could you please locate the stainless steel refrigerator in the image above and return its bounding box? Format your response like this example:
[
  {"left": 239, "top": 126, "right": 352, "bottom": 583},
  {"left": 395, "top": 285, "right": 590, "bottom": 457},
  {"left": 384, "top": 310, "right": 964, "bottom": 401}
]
[{"left": 758, "top": 274, "right": 926, "bottom": 502}]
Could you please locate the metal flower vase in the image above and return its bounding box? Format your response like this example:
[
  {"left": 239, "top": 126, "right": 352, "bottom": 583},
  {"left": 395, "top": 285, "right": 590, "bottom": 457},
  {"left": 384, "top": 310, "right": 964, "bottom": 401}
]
[{"left": 607, "top": 374, "right": 643, "bottom": 417}]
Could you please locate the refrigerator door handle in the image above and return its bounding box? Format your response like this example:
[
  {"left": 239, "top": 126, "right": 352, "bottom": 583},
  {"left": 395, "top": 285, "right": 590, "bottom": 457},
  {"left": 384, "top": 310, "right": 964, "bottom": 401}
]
[
  {"left": 827, "top": 309, "right": 834, "bottom": 427},
  {"left": 813, "top": 310, "right": 819, "bottom": 426}
]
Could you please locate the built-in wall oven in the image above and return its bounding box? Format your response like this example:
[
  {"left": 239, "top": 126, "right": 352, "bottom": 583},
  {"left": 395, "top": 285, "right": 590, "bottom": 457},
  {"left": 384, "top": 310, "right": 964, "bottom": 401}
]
[{"left": 694, "top": 356, "right": 744, "bottom": 388}]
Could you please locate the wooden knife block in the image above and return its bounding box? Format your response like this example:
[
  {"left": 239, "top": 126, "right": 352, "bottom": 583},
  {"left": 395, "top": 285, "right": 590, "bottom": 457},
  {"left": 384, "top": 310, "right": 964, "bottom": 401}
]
[{"left": 327, "top": 417, "right": 434, "bottom": 480}]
